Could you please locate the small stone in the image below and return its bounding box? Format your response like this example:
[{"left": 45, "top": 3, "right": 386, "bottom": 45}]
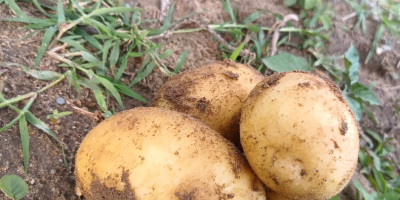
[
  {"left": 50, "top": 169, "right": 56, "bottom": 175},
  {"left": 74, "top": 100, "right": 82, "bottom": 107},
  {"left": 30, "top": 179, "right": 35, "bottom": 184},
  {"left": 55, "top": 97, "right": 66, "bottom": 105}
]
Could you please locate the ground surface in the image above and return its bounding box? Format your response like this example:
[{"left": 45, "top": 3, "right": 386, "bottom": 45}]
[{"left": 0, "top": 0, "right": 399, "bottom": 199}]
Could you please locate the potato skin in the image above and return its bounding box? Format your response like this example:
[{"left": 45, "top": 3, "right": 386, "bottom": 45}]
[
  {"left": 153, "top": 60, "right": 264, "bottom": 148},
  {"left": 75, "top": 107, "right": 266, "bottom": 200},
  {"left": 240, "top": 72, "right": 359, "bottom": 200}
]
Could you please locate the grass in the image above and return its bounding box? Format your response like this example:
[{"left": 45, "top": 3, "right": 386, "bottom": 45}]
[
  {"left": 0, "top": 0, "right": 399, "bottom": 199},
  {"left": 0, "top": 0, "right": 188, "bottom": 173}
]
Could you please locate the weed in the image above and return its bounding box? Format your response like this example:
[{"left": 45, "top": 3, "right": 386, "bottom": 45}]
[
  {"left": 0, "top": 174, "right": 28, "bottom": 200},
  {"left": 344, "top": 0, "right": 400, "bottom": 63},
  {"left": 0, "top": 0, "right": 187, "bottom": 173},
  {"left": 47, "top": 109, "right": 72, "bottom": 130}
]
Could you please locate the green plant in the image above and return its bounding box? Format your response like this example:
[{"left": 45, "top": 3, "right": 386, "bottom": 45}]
[
  {"left": 47, "top": 109, "right": 72, "bottom": 130},
  {"left": 0, "top": 0, "right": 188, "bottom": 173},
  {"left": 356, "top": 128, "right": 400, "bottom": 199},
  {"left": 345, "top": 0, "right": 400, "bottom": 63},
  {"left": 0, "top": 174, "right": 28, "bottom": 200}
]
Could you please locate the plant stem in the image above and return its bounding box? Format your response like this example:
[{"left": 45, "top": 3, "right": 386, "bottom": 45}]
[
  {"left": 0, "top": 92, "right": 36, "bottom": 109},
  {"left": 37, "top": 71, "right": 70, "bottom": 93}
]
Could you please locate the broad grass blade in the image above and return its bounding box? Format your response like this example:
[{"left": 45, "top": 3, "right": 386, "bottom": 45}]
[
  {"left": 93, "top": 89, "right": 108, "bottom": 112},
  {"left": 25, "top": 111, "right": 61, "bottom": 144},
  {"left": 4, "top": 0, "right": 26, "bottom": 18},
  {"left": 18, "top": 115, "right": 30, "bottom": 174},
  {"left": 230, "top": 42, "right": 245, "bottom": 60},
  {"left": 57, "top": 0, "right": 66, "bottom": 25},
  {"left": 174, "top": 50, "right": 188, "bottom": 74},
  {"left": 34, "top": 26, "right": 58, "bottom": 68},
  {"left": 88, "top": 7, "right": 144, "bottom": 17}
]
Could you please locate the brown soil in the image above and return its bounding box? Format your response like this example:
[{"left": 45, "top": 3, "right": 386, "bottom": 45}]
[{"left": 0, "top": 0, "right": 399, "bottom": 199}]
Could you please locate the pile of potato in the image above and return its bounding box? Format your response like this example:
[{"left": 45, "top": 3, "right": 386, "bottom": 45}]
[{"left": 75, "top": 60, "right": 359, "bottom": 200}]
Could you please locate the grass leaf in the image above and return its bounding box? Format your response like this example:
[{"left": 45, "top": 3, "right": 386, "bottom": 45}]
[
  {"left": 57, "top": 0, "right": 66, "bottom": 25},
  {"left": 0, "top": 174, "right": 28, "bottom": 200},
  {"left": 110, "top": 40, "right": 120, "bottom": 74},
  {"left": 283, "top": 0, "right": 297, "bottom": 7},
  {"left": 372, "top": 167, "right": 387, "bottom": 193},
  {"left": 230, "top": 42, "right": 245, "bottom": 61},
  {"left": 164, "top": 2, "right": 175, "bottom": 26},
  {"left": 221, "top": 0, "right": 236, "bottom": 23},
  {"left": 262, "top": 53, "right": 312, "bottom": 72},
  {"left": 365, "top": 23, "right": 385, "bottom": 64},
  {"left": 4, "top": 0, "right": 26, "bottom": 18},
  {"left": 304, "top": 0, "right": 318, "bottom": 10},
  {"left": 96, "top": 76, "right": 124, "bottom": 109},
  {"left": 18, "top": 115, "right": 29, "bottom": 174},
  {"left": 34, "top": 26, "right": 57, "bottom": 68},
  {"left": 242, "top": 11, "right": 265, "bottom": 24},
  {"left": 88, "top": 7, "right": 144, "bottom": 17},
  {"left": 24, "top": 111, "right": 61, "bottom": 144},
  {"left": 174, "top": 50, "right": 189, "bottom": 74},
  {"left": 93, "top": 89, "right": 108, "bottom": 112},
  {"left": 354, "top": 180, "right": 374, "bottom": 200}
]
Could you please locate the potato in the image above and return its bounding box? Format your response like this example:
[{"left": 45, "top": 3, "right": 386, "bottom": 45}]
[
  {"left": 75, "top": 107, "right": 266, "bottom": 200},
  {"left": 240, "top": 71, "right": 359, "bottom": 200},
  {"left": 153, "top": 60, "right": 264, "bottom": 148}
]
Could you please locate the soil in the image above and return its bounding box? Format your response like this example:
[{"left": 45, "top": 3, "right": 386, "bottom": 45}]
[{"left": 0, "top": 0, "right": 399, "bottom": 200}]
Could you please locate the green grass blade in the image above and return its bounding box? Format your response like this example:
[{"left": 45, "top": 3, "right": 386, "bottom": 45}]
[
  {"left": 34, "top": 26, "right": 57, "bottom": 68},
  {"left": 174, "top": 50, "right": 188, "bottom": 74},
  {"left": 372, "top": 167, "right": 387, "bottom": 193},
  {"left": 18, "top": 115, "right": 30, "bottom": 174},
  {"left": 109, "top": 40, "right": 120, "bottom": 74},
  {"left": 98, "top": 76, "right": 148, "bottom": 102},
  {"left": 129, "top": 60, "right": 156, "bottom": 87},
  {"left": 74, "top": 28, "right": 102, "bottom": 50},
  {"left": 262, "top": 53, "right": 312, "bottom": 72},
  {"left": 88, "top": 7, "right": 144, "bottom": 17},
  {"left": 96, "top": 76, "right": 124, "bottom": 109},
  {"left": 160, "top": 49, "right": 173, "bottom": 59},
  {"left": 229, "top": 42, "right": 245, "bottom": 60},
  {"left": 0, "top": 115, "right": 21, "bottom": 132},
  {"left": 24, "top": 111, "right": 61, "bottom": 144},
  {"left": 4, "top": 0, "right": 26, "bottom": 18},
  {"left": 59, "top": 37, "right": 87, "bottom": 52},
  {"left": 114, "top": 55, "right": 128, "bottom": 82},
  {"left": 82, "top": 52, "right": 100, "bottom": 63},
  {"left": 221, "top": 0, "right": 236, "bottom": 23},
  {"left": 31, "top": 0, "right": 49, "bottom": 16},
  {"left": 365, "top": 23, "right": 384, "bottom": 64},
  {"left": 242, "top": 10, "right": 265, "bottom": 24},
  {"left": 114, "top": 83, "right": 147, "bottom": 102},
  {"left": 57, "top": 0, "right": 65, "bottom": 25},
  {"left": 93, "top": 89, "right": 108, "bottom": 112},
  {"left": 164, "top": 2, "right": 175, "bottom": 26}
]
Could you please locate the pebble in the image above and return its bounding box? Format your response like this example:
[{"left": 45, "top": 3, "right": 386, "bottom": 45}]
[
  {"left": 50, "top": 169, "right": 56, "bottom": 175},
  {"left": 55, "top": 97, "right": 66, "bottom": 105}
]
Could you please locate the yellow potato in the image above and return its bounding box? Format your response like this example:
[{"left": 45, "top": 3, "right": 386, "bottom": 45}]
[
  {"left": 153, "top": 60, "right": 264, "bottom": 148},
  {"left": 240, "top": 71, "right": 359, "bottom": 200},
  {"left": 75, "top": 107, "right": 266, "bottom": 200}
]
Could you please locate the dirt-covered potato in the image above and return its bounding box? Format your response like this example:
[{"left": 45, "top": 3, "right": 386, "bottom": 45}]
[
  {"left": 240, "top": 71, "right": 359, "bottom": 200},
  {"left": 75, "top": 107, "right": 266, "bottom": 200},
  {"left": 153, "top": 60, "right": 264, "bottom": 148}
]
